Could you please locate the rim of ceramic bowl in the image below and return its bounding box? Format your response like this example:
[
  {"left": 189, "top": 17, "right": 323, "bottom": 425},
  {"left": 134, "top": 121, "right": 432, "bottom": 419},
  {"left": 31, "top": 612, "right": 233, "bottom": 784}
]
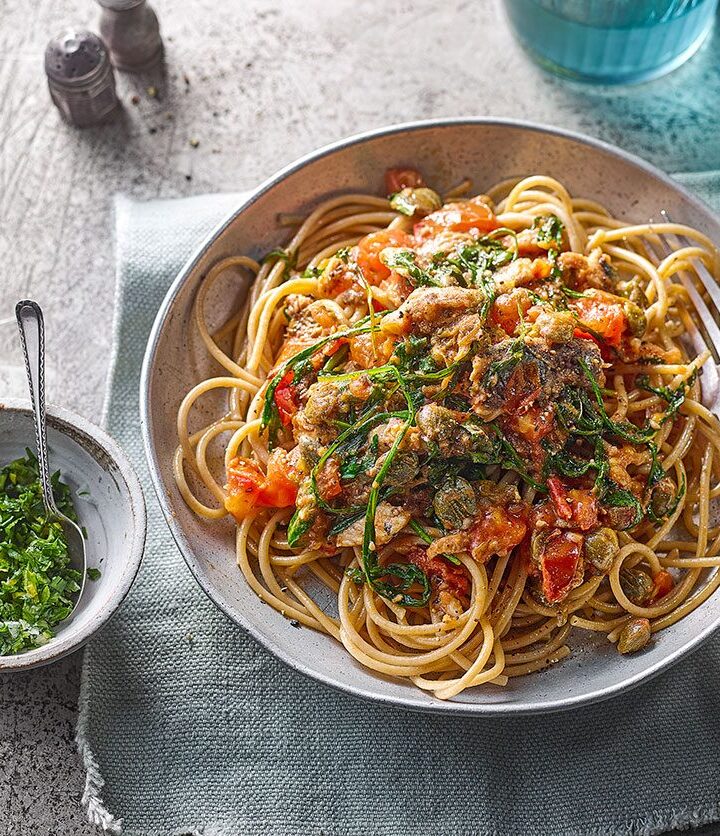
[
  {"left": 0, "top": 397, "right": 146, "bottom": 670},
  {"left": 141, "top": 117, "right": 720, "bottom": 714}
]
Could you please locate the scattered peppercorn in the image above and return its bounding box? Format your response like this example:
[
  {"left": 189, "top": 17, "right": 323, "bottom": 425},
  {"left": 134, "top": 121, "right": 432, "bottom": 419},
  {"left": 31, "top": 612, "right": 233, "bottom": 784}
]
[
  {"left": 189, "top": 137, "right": 199, "bottom": 148},
  {"left": 147, "top": 85, "right": 158, "bottom": 98},
  {"left": 130, "top": 94, "right": 140, "bottom": 105}
]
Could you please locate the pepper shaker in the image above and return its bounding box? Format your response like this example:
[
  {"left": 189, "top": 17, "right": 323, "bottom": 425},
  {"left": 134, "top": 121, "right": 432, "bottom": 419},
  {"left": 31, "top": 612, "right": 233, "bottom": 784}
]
[
  {"left": 44, "top": 29, "right": 119, "bottom": 127},
  {"left": 97, "top": 0, "right": 163, "bottom": 71}
]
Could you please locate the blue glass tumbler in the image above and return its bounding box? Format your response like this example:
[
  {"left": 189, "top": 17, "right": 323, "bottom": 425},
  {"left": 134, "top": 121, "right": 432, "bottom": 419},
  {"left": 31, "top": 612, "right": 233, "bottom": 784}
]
[{"left": 502, "top": 0, "right": 718, "bottom": 84}]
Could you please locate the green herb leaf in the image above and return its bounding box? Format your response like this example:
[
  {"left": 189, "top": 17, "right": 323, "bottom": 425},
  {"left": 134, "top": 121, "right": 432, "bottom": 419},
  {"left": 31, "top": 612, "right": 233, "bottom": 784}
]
[
  {"left": 287, "top": 511, "right": 313, "bottom": 547},
  {"left": 637, "top": 372, "right": 694, "bottom": 425},
  {"left": 533, "top": 214, "right": 564, "bottom": 249},
  {"left": 0, "top": 452, "right": 81, "bottom": 655},
  {"left": 340, "top": 434, "right": 379, "bottom": 481},
  {"left": 382, "top": 249, "right": 440, "bottom": 287},
  {"left": 578, "top": 359, "right": 655, "bottom": 445}
]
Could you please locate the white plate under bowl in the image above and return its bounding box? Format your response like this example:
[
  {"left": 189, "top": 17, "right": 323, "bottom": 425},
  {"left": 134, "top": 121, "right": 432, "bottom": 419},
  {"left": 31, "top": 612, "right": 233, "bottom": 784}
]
[
  {"left": 141, "top": 119, "right": 720, "bottom": 714},
  {"left": 0, "top": 398, "right": 146, "bottom": 670}
]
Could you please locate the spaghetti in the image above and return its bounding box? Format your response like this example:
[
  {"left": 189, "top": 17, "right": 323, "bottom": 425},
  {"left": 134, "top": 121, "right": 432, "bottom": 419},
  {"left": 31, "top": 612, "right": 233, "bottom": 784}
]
[{"left": 175, "top": 170, "right": 720, "bottom": 700}]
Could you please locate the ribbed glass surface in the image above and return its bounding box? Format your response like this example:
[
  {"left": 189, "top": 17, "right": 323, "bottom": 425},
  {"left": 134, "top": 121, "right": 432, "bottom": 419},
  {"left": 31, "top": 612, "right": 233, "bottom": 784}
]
[{"left": 503, "top": 0, "right": 718, "bottom": 83}]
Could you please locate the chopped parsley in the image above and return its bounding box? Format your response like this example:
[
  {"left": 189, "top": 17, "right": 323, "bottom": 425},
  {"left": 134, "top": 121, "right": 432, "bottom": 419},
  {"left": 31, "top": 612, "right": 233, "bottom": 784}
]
[
  {"left": 533, "top": 214, "right": 564, "bottom": 249},
  {"left": 533, "top": 214, "right": 565, "bottom": 280},
  {"left": 0, "top": 451, "right": 81, "bottom": 655},
  {"left": 637, "top": 373, "right": 695, "bottom": 426}
]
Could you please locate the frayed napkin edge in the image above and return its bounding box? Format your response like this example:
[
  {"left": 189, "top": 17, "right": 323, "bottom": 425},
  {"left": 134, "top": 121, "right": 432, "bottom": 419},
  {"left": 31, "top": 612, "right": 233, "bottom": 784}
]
[
  {"left": 75, "top": 194, "right": 127, "bottom": 835},
  {"left": 76, "top": 657, "right": 123, "bottom": 834},
  {"left": 73, "top": 185, "right": 720, "bottom": 836}
]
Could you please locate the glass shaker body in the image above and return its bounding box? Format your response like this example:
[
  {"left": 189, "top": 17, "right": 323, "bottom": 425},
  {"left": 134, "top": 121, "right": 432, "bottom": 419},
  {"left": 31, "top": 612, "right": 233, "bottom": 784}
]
[
  {"left": 44, "top": 29, "right": 119, "bottom": 127},
  {"left": 98, "top": 0, "right": 163, "bottom": 71}
]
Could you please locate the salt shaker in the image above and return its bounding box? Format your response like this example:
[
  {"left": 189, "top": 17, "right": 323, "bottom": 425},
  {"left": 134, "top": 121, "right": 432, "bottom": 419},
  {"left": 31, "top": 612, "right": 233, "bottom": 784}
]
[
  {"left": 44, "top": 29, "right": 119, "bottom": 128},
  {"left": 97, "top": 0, "right": 163, "bottom": 71}
]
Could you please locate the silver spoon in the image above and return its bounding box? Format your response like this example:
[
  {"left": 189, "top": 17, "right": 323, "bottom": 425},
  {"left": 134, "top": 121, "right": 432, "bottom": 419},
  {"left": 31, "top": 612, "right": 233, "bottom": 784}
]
[{"left": 15, "top": 300, "right": 87, "bottom": 615}]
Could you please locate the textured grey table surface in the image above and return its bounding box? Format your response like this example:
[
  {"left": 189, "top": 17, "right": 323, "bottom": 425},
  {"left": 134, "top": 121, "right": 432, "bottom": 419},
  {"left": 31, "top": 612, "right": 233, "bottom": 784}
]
[{"left": 2, "top": 1, "right": 720, "bottom": 834}]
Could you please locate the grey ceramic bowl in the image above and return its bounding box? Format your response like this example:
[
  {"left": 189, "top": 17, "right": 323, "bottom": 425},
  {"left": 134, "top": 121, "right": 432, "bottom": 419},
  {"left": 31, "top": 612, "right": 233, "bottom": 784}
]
[
  {"left": 0, "top": 398, "right": 146, "bottom": 670},
  {"left": 142, "top": 119, "right": 720, "bottom": 714}
]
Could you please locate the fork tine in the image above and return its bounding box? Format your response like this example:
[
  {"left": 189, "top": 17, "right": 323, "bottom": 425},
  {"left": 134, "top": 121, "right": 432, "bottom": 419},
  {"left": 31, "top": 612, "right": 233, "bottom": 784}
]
[
  {"left": 643, "top": 233, "right": 720, "bottom": 408},
  {"left": 654, "top": 214, "right": 720, "bottom": 369},
  {"left": 647, "top": 230, "right": 720, "bottom": 358},
  {"left": 661, "top": 209, "right": 720, "bottom": 316}
]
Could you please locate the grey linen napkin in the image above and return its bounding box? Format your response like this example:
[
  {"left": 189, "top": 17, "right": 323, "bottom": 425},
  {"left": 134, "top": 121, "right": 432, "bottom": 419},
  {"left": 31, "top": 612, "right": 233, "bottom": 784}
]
[{"left": 78, "top": 181, "right": 720, "bottom": 836}]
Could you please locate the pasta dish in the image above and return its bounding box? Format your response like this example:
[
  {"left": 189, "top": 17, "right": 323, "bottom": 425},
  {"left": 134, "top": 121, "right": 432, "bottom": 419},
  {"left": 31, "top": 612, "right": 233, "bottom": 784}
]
[{"left": 175, "top": 168, "right": 720, "bottom": 699}]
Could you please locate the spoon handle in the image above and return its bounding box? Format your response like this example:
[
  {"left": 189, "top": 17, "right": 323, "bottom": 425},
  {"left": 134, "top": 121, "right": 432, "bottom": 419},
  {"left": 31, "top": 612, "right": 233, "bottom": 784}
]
[{"left": 15, "top": 300, "right": 59, "bottom": 517}]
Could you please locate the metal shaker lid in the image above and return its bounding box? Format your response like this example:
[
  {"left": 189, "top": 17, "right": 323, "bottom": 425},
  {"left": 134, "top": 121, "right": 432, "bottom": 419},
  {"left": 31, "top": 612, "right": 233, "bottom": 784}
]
[
  {"left": 96, "top": 0, "right": 146, "bottom": 9},
  {"left": 44, "top": 29, "right": 107, "bottom": 84}
]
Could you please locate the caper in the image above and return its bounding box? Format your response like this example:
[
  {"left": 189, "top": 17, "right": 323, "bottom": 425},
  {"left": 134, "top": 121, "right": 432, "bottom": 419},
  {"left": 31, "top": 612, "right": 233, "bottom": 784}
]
[
  {"left": 620, "top": 567, "right": 654, "bottom": 605},
  {"left": 617, "top": 277, "right": 649, "bottom": 309},
  {"left": 623, "top": 301, "right": 647, "bottom": 337},
  {"left": 463, "top": 421, "right": 497, "bottom": 462},
  {"left": 381, "top": 450, "right": 419, "bottom": 487},
  {"left": 530, "top": 530, "right": 547, "bottom": 564},
  {"left": 650, "top": 477, "right": 676, "bottom": 519},
  {"left": 390, "top": 187, "right": 443, "bottom": 217},
  {"left": 617, "top": 617, "right": 651, "bottom": 654},
  {"left": 584, "top": 527, "right": 619, "bottom": 574},
  {"left": 417, "top": 404, "right": 488, "bottom": 458},
  {"left": 433, "top": 476, "right": 477, "bottom": 531}
]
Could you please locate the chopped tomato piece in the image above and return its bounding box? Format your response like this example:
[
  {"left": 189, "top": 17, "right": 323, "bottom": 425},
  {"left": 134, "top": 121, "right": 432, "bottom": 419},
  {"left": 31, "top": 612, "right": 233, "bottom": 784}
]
[
  {"left": 225, "top": 451, "right": 298, "bottom": 521},
  {"left": 273, "top": 371, "right": 299, "bottom": 427},
  {"left": 570, "top": 295, "right": 627, "bottom": 347},
  {"left": 547, "top": 476, "right": 572, "bottom": 521},
  {"left": 225, "top": 458, "right": 264, "bottom": 520},
  {"left": 542, "top": 480, "right": 598, "bottom": 531},
  {"left": 533, "top": 259, "right": 553, "bottom": 280},
  {"left": 652, "top": 569, "right": 674, "bottom": 601},
  {"left": 541, "top": 530, "right": 583, "bottom": 603},
  {"left": 414, "top": 199, "right": 499, "bottom": 242},
  {"left": 261, "top": 450, "right": 299, "bottom": 507},
  {"left": 468, "top": 506, "right": 527, "bottom": 564},
  {"left": 406, "top": 546, "right": 470, "bottom": 601},
  {"left": 371, "top": 298, "right": 386, "bottom": 312},
  {"left": 490, "top": 291, "right": 533, "bottom": 336},
  {"left": 377, "top": 270, "right": 414, "bottom": 307},
  {"left": 385, "top": 167, "right": 424, "bottom": 194},
  {"left": 503, "top": 362, "right": 541, "bottom": 413},
  {"left": 512, "top": 404, "right": 554, "bottom": 444},
  {"left": 356, "top": 229, "right": 413, "bottom": 285},
  {"left": 567, "top": 489, "right": 598, "bottom": 531},
  {"left": 348, "top": 332, "right": 395, "bottom": 368}
]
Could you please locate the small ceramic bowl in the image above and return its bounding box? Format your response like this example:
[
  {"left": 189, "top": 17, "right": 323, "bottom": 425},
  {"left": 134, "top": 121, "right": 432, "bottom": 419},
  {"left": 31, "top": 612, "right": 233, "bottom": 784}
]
[{"left": 0, "top": 397, "right": 146, "bottom": 670}]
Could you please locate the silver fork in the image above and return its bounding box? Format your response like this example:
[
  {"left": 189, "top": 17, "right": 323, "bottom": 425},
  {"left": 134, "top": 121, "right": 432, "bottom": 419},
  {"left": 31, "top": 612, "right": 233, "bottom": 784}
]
[
  {"left": 643, "top": 212, "right": 720, "bottom": 412},
  {"left": 15, "top": 300, "right": 88, "bottom": 617}
]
